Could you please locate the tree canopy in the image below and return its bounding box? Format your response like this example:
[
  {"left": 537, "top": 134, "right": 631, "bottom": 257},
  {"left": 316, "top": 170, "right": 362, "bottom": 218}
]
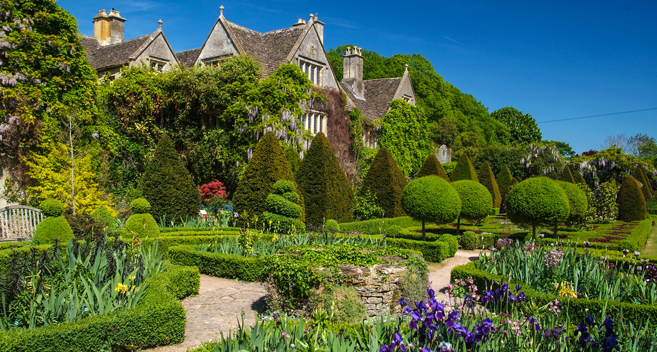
[{"left": 491, "top": 107, "right": 542, "bottom": 145}]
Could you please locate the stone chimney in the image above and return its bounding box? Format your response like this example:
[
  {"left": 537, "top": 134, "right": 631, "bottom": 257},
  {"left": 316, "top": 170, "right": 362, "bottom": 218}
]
[
  {"left": 293, "top": 18, "right": 306, "bottom": 27},
  {"left": 92, "top": 9, "right": 126, "bottom": 46},
  {"left": 343, "top": 46, "right": 364, "bottom": 98},
  {"left": 312, "top": 14, "right": 324, "bottom": 44}
]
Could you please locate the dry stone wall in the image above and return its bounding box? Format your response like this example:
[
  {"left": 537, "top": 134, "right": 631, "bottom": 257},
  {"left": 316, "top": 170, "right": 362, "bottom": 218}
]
[{"left": 338, "top": 260, "right": 407, "bottom": 316}]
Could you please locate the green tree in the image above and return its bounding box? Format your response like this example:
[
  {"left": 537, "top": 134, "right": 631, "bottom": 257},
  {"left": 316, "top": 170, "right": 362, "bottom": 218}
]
[
  {"left": 416, "top": 155, "right": 450, "bottom": 181},
  {"left": 233, "top": 132, "right": 298, "bottom": 221},
  {"left": 431, "top": 118, "right": 459, "bottom": 147},
  {"left": 140, "top": 135, "right": 201, "bottom": 223},
  {"left": 573, "top": 168, "right": 587, "bottom": 185},
  {"left": 379, "top": 100, "right": 433, "bottom": 177},
  {"left": 505, "top": 177, "right": 570, "bottom": 240},
  {"left": 402, "top": 176, "right": 461, "bottom": 240},
  {"left": 616, "top": 175, "right": 647, "bottom": 221},
  {"left": 450, "top": 155, "right": 478, "bottom": 182},
  {"left": 496, "top": 165, "right": 514, "bottom": 195},
  {"left": 297, "top": 132, "right": 354, "bottom": 225},
  {"left": 361, "top": 147, "right": 407, "bottom": 217},
  {"left": 633, "top": 165, "right": 653, "bottom": 201},
  {"left": 285, "top": 146, "right": 302, "bottom": 175},
  {"left": 594, "top": 182, "right": 619, "bottom": 222},
  {"left": 554, "top": 181, "right": 588, "bottom": 235},
  {"left": 500, "top": 177, "right": 519, "bottom": 213},
  {"left": 560, "top": 166, "right": 576, "bottom": 183},
  {"left": 478, "top": 161, "right": 501, "bottom": 208},
  {"left": 491, "top": 107, "right": 542, "bottom": 145},
  {"left": 452, "top": 180, "right": 493, "bottom": 235}
]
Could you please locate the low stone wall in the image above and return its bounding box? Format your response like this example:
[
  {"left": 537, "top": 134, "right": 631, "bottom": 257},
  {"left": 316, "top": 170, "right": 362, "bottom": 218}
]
[{"left": 339, "top": 260, "right": 407, "bottom": 316}]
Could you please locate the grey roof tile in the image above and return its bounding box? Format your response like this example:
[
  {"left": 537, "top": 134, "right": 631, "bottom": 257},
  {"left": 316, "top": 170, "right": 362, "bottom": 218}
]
[
  {"left": 176, "top": 47, "right": 202, "bottom": 68},
  {"left": 81, "top": 33, "right": 153, "bottom": 70},
  {"left": 341, "top": 77, "right": 402, "bottom": 121}
]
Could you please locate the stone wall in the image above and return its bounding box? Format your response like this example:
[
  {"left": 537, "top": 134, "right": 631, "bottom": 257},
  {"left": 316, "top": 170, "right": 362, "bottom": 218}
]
[{"left": 338, "top": 260, "right": 407, "bottom": 316}]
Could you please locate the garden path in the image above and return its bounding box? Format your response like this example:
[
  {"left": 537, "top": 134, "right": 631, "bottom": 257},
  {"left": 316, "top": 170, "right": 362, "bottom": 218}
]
[
  {"left": 642, "top": 219, "right": 657, "bottom": 257},
  {"left": 428, "top": 250, "right": 483, "bottom": 302},
  {"left": 142, "top": 275, "right": 267, "bottom": 352}
]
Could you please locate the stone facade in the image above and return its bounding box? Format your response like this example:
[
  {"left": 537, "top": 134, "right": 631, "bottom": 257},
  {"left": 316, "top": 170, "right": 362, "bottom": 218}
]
[{"left": 338, "top": 261, "right": 407, "bottom": 317}]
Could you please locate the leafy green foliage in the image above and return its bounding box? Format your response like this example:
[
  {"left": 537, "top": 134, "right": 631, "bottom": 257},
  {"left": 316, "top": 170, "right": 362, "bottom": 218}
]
[
  {"left": 570, "top": 146, "right": 655, "bottom": 189},
  {"left": 91, "top": 205, "right": 117, "bottom": 229},
  {"left": 65, "top": 213, "right": 104, "bottom": 242},
  {"left": 386, "top": 238, "right": 451, "bottom": 262},
  {"left": 452, "top": 180, "right": 493, "bottom": 221},
  {"left": 339, "top": 216, "right": 421, "bottom": 235},
  {"left": 297, "top": 132, "right": 353, "bottom": 225},
  {"left": 325, "top": 219, "right": 339, "bottom": 232},
  {"left": 125, "top": 213, "right": 160, "bottom": 239},
  {"left": 491, "top": 107, "right": 542, "bottom": 145},
  {"left": 499, "top": 177, "right": 518, "bottom": 214},
  {"left": 617, "top": 175, "right": 647, "bottom": 221},
  {"left": 352, "top": 189, "right": 384, "bottom": 221},
  {"left": 505, "top": 177, "right": 569, "bottom": 238},
  {"left": 459, "top": 231, "right": 481, "bottom": 250},
  {"left": 560, "top": 166, "right": 576, "bottom": 183},
  {"left": 263, "top": 180, "right": 306, "bottom": 233},
  {"left": 379, "top": 100, "right": 433, "bottom": 177},
  {"left": 130, "top": 198, "right": 151, "bottom": 214},
  {"left": 496, "top": 164, "right": 513, "bottom": 195},
  {"left": 141, "top": 135, "right": 200, "bottom": 223},
  {"left": 233, "top": 132, "right": 298, "bottom": 222},
  {"left": 285, "top": 146, "right": 301, "bottom": 175},
  {"left": 416, "top": 155, "right": 450, "bottom": 181},
  {"left": 402, "top": 176, "right": 461, "bottom": 238},
  {"left": 633, "top": 165, "right": 654, "bottom": 201},
  {"left": 33, "top": 217, "right": 73, "bottom": 244},
  {"left": 450, "top": 154, "right": 478, "bottom": 182},
  {"left": 593, "top": 182, "right": 619, "bottom": 222},
  {"left": 39, "top": 199, "right": 64, "bottom": 217},
  {"left": 573, "top": 168, "right": 587, "bottom": 185},
  {"left": 478, "top": 161, "right": 501, "bottom": 208},
  {"left": 556, "top": 181, "right": 588, "bottom": 223},
  {"left": 438, "top": 234, "right": 459, "bottom": 257},
  {"left": 361, "top": 147, "right": 408, "bottom": 217}
]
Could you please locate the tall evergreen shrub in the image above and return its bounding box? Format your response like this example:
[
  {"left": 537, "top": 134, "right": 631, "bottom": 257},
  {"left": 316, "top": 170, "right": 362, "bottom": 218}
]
[
  {"left": 478, "top": 161, "right": 501, "bottom": 208},
  {"left": 450, "top": 155, "right": 478, "bottom": 182},
  {"left": 573, "top": 168, "right": 587, "bottom": 185},
  {"left": 297, "top": 132, "right": 354, "bottom": 225},
  {"left": 499, "top": 178, "right": 518, "bottom": 214},
  {"left": 633, "top": 165, "right": 654, "bottom": 201},
  {"left": 361, "top": 146, "right": 407, "bottom": 217},
  {"left": 560, "top": 167, "right": 576, "bottom": 183},
  {"left": 416, "top": 155, "right": 450, "bottom": 182},
  {"left": 616, "top": 175, "right": 647, "bottom": 221},
  {"left": 141, "top": 135, "right": 200, "bottom": 223},
  {"left": 285, "top": 146, "right": 302, "bottom": 175},
  {"left": 263, "top": 180, "right": 306, "bottom": 233},
  {"left": 554, "top": 181, "right": 588, "bottom": 235},
  {"left": 496, "top": 165, "right": 513, "bottom": 195},
  {"left": 233, "top": 132, "right": 298, "bottom": 220}
]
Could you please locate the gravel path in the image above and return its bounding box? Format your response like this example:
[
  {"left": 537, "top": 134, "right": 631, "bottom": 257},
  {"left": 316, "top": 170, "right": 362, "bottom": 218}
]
[{"left": 428, "top": 250, "right": 483, "bottom": 302}]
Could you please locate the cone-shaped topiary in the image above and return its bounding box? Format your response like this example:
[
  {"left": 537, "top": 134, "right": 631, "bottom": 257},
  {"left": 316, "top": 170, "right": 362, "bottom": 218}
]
[
  {"left": 263, "top": 180, "right": 306, "bottom": 233},
  {"left": 639, "top": 166, "right": 654, "bottom": 197},
  {"left": 478, "top": 161, "right": 501, "bottom": 208},
  {"left": 573, "top": 168, "right": 587, "bottom": 185},
  {"left": 505, "top": 177, "right": 570, "bottom": 240},
  {"left": 496, "top": 165, "right": 513, "bottom": 196},
  {"left": 141, "top": 135, "right": 200, "bottom": 224},
  {"left": 617, "top": 175, "right": 647, "bottom": 221},
  {"left": 402, "top": 176, "right": 461, "bottom": 240},
  {"left": 560, "top": 166, "right": 576, "bottom": 184},
  {"left": 452, "top": 180, "right": 493, "bottom": 235},
  {"left": 416, "top": 154, "right": 450, "bottom": 182},
  {"left": 361, "top": 146, "right": 408, "bottom": 217},
  {"left": 633, "top": 165, "right": 653, "bottom": 201},
  {"left": 34, "top": 199, "right": 73, "bottom": 244},
  {"left": 297, "top": 132, "right": 354, "bottom": 225},
  {"left": 554, "top": 181, "right": 588, "bottom": 235},
  {"left": 285, "top": 146, "right": 302, "bottom": 176},
  {"left": 233, "top": 132, "right": 299, "bottom": 221},
  {"left": 450, "top": 154, "right": 478, "bottom": 182},
  {"left": 499, "top": 177, "right": 519, "bottom": 213}
]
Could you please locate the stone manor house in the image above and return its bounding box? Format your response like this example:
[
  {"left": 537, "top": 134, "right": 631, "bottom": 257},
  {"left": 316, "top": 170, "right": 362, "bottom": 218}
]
[{"left": 81, "top": 7, "right": 417, "bottom": 149}]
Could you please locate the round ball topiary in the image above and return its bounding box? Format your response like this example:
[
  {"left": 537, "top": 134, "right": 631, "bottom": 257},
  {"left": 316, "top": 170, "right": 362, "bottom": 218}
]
[
  {"left": 557, "top": 181, "right": 588, "bottom": 222},
  {"left": 617, "top": 175, "right": 647, "bottom": 221},
  {"left": 325, "top": 219, "right": 339, "bottom": 232},
  {"left": 452, "top": 180, "right": 493, "bottom": 234},
  {"left": 505, "top": 177, "right": 570, "bottom": 239},
  {"left": 40, "top": 199, "right": 64, "bottom": 217},
  {"left": 130, "top": 198, "right": 151, "bottom": 214},
  {"left": 402, "top": 176, "right": 461, "bottom": 240},
  {"left": 438, "top": 233, "right": 459, "bottom": 256},
  {"left": 125, "top": 213, "right": 160, "bottom": 239},
  {"left": 33, "top": 216, "right": 74, "bottom": 244},
  {"left": 459, "top": 231, "right": 480, "bottom": 250},
  {"left": 273, "top": 180, "right": 296, "bottom": 194},
  {"left": 92, "top": 205, "right": 117, "bottom": 229}
]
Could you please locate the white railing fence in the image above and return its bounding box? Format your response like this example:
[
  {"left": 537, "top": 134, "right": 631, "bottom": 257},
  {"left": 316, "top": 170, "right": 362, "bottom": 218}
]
[{"left": 0, "top": 205, "right": 43, "bottom": 241}]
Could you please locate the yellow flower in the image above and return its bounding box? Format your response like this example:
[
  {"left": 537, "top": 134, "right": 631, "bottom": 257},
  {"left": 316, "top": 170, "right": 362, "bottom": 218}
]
[
  {"left": 272, "top": 235, "right": 279, "bottom": 242},
  {"left": 128, "top": 275, "right": 133, "bottom": 281},
  {"left": 555, "top": 282, "right": 577, "bottom": 299},
  {"left": 115, "top": 282, "right": 128, "bottom": 294}
]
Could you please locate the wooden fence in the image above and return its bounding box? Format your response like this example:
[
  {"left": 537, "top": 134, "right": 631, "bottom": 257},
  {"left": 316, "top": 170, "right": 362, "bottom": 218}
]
[{"left": 0, "top": 205, "right": 43, "bottom": 241}]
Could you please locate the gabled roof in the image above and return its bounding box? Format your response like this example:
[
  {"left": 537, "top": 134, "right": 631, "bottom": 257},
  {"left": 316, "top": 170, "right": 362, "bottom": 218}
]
[
  {"left": 341, "top": 77, "right": 403, "bottom": 122},
  {"left": 176, "top": 48, "right": 202, "bottom": 68}
]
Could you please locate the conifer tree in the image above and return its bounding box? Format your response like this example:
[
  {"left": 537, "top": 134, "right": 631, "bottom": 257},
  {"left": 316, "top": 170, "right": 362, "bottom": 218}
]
[
  {"left": 496, "top": 165, "right": 513, "bottom": 195},
  {"left": 560, "top": 166, "right": 576, "bottom": 183},
  {"left": 141, "top": 135, "right": 200, "bottom": 223},
  {"left": 573, "top": 168, "right": 587, "bottom": 185},
  {"left": 297, "top": 132, "right": 354, "bottom": 225},
  {"left": 233, "top": 132, "right": 298, "bottom": 220},
  {"left": 285, "top": 146, "right": 302, "bottom": 175},
  {"left": 450, "top": 154, "right": 478, "bottom": 182},
  {"left": 478, "top": 161, "right": 502, "bottom": 208},
  {"left": 500, "top": 178, "right": 519, "bottom": 213},
  {"left": 617, "top": 175, "right": 647, "bottom": 221},
  {"left": 416, "top": 154, "right": 450, "bottom": 182},
  {"left": 361, "top": 146, "right": 408, "bottom": 217},
  {"left": 633, "top": 165, "right": 654, "bottom": 201}
]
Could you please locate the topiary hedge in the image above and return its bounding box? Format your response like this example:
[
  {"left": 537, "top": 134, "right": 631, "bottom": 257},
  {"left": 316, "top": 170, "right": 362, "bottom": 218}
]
[
  {"left": 496, "top": 165, "right": 513, "bottom": 195},
  {"left": 33, "top": 217, "right": 73, "bottom": 245},
  {"left": 560, "top": 166, "right": 576, "bottom": 183},
  {"left": 415, "top": 154, "right": 450, "bottom": 182},
  {"left": 297, "top": 132, "right": 353, "bottom": 225},
  {"left": 130, "top": 198, "right": 151, "bottom": 214},
  {"left": 478, "top": 161, "right": 501, "bottom": 208},
  {"left": 0, "top": 263, "right": 199, "bottom": 352},
  {"left": 617, "top": 175, "right": 647, "bottom": 221},
  {"left": 438, "top": 234, "right": 459, "bottom": 256},
  {"left": 386, "top": 238, "right": 451, "bottom": 263},
  {"left": 499, "top": 177, "right": 518, "bottom": 213},
  {"left": 402, "top": 176, "right": 461, "bottom": 239},
  {"left": 633, "top": 165, "right": 654, "bottom": 202},
  {"left": 91, "top": 205, "right": 117, "bottom": 229},
  {"left": 573, "top": 168, "right": 587, "bottom": 185},
  {"left": 168, "top": 245, "right": 266, "bottom": 282},
  {"left": 505, "top": 177, "right": 569, "bottom": 239},
  {"left": 450, "top": 154, "right": 478, "bottom": 182},
  {"left": 262, "top": 180, "right": 306, "bottom": 233},
  {"left": 361, "top": 146, "right": 408, "bottom": 218},
  {"left": 556, "top": 180, "right": 588, "bottom": 229},
  {"left": 451, "top": 180, "right": 492, "bottom": 234},
  {"left": 39, "top": 199, "right": 64, "bottom": 217},
  {"left": 338, "top": 217, "right": 422, "bottom": 235},
  {"left": 125, "top": 214, "right": 159, "bottom": 240}
]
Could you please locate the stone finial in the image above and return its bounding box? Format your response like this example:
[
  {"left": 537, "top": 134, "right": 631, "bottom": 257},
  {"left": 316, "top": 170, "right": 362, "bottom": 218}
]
[
  {"left": 309, "top": 13, "right": 314, "bottom": 21},
  {"left": 404, "top": 63, "right": 409, "bottom": 73},
  {"left": 158, "top": 19, "right": 162, "bottom": 29},
  {"left": 220, "top": 5, "right": 224, "bottom": 16}
]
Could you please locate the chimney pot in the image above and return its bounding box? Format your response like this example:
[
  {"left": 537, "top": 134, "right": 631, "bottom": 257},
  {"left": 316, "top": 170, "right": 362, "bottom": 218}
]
[
  {"left": 343, "top": 45, "right": 364, "bottom": 98},
  {"left": 93, "top": 8, "right": 126, "bottom": 46}
]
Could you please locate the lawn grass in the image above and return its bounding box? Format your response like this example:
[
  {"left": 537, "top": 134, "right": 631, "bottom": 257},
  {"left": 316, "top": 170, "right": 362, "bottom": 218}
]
[{"left": 641, "top": 215, "right": 657, "bottom": 256}]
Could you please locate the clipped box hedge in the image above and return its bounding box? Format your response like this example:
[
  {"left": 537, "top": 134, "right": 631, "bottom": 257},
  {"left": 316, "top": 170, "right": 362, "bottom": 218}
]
[
  {"left": 159, "top": 226, "right": 240, "bottom": 233},
  {"left": 537, "top": 218, "right": 652, "bottom": 252},
  {"left": 141, "top": 235, "right": 239, "bottom": 257},
  {"left": 169, "top": 245, "right": 266, "bottom": 282},
  {"left": 339, "top": 216, "right": 422, "bottom": 234},
  {"left": 0, "top": 263, "right": 199, "bottom": 352},
  {"left": 451, "top": 261, "right": 657, "bottom": 329},
  {"left": 386, "top": 238, "right": 451, "bottom": 263}
]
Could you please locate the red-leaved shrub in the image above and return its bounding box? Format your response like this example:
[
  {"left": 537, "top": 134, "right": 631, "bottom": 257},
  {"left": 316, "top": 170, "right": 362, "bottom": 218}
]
[{"left": 199, "top": 179, "right": 227, "bottom": 202}]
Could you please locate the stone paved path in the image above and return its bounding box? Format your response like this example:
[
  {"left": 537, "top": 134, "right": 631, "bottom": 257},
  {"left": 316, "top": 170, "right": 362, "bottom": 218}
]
[
  {"left": 143, "top": 275, "right": 267, "bottom": 352},
  {"left": 428, "top": 250, "right": 483, "bottom": 302}
]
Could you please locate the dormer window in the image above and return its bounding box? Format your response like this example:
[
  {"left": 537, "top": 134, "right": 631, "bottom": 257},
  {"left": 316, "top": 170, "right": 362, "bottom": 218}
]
[
  {"left": 299, "top": 59, "right": 322, "bottom": 86},
  {"left": 149, "top": 58, "right": 168, "bottom": 72},
  {"left": 202, "top": 54, "right": 233, "bottom": 67},
  {"left": 403, "top": 95, "right": 412, "bottom": 103}
]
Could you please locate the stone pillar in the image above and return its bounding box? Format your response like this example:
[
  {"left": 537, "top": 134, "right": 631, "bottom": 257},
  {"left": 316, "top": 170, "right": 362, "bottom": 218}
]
[{"left": 343, "top": 46, "right": 364, "bottom": 98}]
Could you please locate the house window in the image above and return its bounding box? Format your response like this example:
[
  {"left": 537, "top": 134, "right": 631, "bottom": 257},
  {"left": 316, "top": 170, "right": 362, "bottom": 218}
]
[
  {"left": 299, "top": 60, "right": 321, "bottom": 86},
  {"left": 202, "top": 54, "right": 233, "bottom": 67},
  {"left": 302, "top": 112, "right": 325, "bottom": 135},
  {"left": 403, "top": 95, "right": 412, "bottom": 103},
  {"left": 149, "top": 59, "right": 167, "bottom": 72}
]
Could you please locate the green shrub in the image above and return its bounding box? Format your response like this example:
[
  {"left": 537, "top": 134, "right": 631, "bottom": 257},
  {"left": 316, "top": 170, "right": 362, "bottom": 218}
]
[
  {"left": 262, "top": 180, "right": 305, "bottom": 233},
  {"left": 233, "top": 132, "right": 298, "bottom": 221},
  {"left": 450, "top": 154, "right": 478, "bottom": 182},
  {"left": 496, "top": 165, "right": 513, "bottom": 195},
  {"left": 556, "top": 180, "right": 588, "bottom": 229},
  {"left": 595, "top": 182, "right": 619, "bottom": 221},
  {"left": 438, "top": 234, "right": 458, "bottom": 256},
  {"left": 617, "top": 175, "right": 647, "bottom": 221},
  {"left": 386, "top": 238, "right": 451, "bottom": 262},
  {"left": 387, "top": 225, "right": 402, "bottom": 237},
  {"left": 361, "top": 146, "right": 407, "bottom": 218},
  {"left": 459, "top": 231, "right": 480, "bottom": 250},
  {"left": 33, "top": 217, "right": 73, "bottom": 244},
  {"left": 499, "top": 177, "right": 518, "bottom": 213},
  {"left": 325, "top": 219, "right": 339, "bottom": 232},
  {"left": 478, "top": 161, "right": 501, "bottom": 208},
  {"left": 505, "top": 177, "right": 569, "bottom": 239},
  {"left": 308, "top": 286, "right": 366, "bottom": 324},
  {"left": 633, "top": 165, "right": 654, "bottom": 201},
  {"left": 401, "top": 176, "right": 461, "bottom": 240},
  {"left": 339, "top": 216, "right": 421, "bottom": 235},
  {"left": 91, "top": 205, "right": 117, "bottom": 228},
  {"left": 168, "top": 245, "right": 266, "bottom": 281},
  {"left": 125, "top": 213, "right": 160, "bottom": 239},
  {"left": 415, "top": 155, "right": 449, "bottom": 182},
  {"left": 452, "top": 180, "right": 492, "bottom": 234},
  {"left": 130, "top": 198, "right": 151, "bottom": 214},
  {"left": 64, "top": 214, "right": 104, "bottom": 242},
  {"left": 141, "top": 135, "right": 201, "bottom": 224},
  {"left": 297, "top": 132, "right": 353, "bottom": 225},
  {"left": 352, "top": 189, "right": 384, "bottom": 221},
  {"left": 573, "top": 168, "right": 587, "bottom": 185},
  {"left": 578, "top": 183, "right": 598, "bottom": 222},
  {"left": 39, "top": 199, "right": 64, "bottom": 217},
  {"left": 285, "top": 146, "right": 302, "bottom": 175},
  {"left": 560, "top": 166, "right": 576, "bottom": 183}
]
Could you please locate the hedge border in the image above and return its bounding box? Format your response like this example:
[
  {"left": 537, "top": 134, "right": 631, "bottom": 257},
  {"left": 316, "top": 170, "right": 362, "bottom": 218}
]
[
  {"left": 168, "top": 245, "right": 266, "bottom": 282},
  {"left": 386, "top": 238, "right": 450, "bottom": 263}
]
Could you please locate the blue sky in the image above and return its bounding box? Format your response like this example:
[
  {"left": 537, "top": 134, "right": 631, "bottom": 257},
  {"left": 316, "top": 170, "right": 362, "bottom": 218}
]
[{"left": 61, "top": 0, "right": 657, "bottom": 154}]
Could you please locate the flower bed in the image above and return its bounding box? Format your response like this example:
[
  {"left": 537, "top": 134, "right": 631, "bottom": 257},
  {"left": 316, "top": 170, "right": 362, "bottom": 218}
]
[{"left": 537, "top": 218, "right": 652, "bottom": 251}]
